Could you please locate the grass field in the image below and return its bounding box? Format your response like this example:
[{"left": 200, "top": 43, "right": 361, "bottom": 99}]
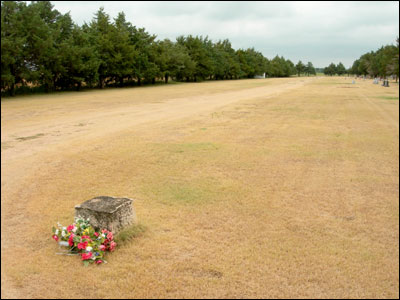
[{"left": 1, "top": 76, "right": 399, "bottom": 298}]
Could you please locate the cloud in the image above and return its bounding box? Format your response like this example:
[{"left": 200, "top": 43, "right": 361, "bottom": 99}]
[{"left": 51, "top": 1, "right": 399, "bottom": 67}]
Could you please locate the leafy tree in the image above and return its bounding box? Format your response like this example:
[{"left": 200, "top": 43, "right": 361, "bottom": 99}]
[{"left": 1, "top": 1, "right": 27, "bottom": 95}]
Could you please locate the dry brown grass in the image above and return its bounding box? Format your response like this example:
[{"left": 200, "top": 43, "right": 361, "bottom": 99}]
[{"left": 1, "top": 77, "right": 399, "bottom": 298}]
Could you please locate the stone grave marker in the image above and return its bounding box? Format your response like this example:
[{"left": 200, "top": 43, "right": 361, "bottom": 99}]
[{"left": 75, "top": 196, "right": 136, "bottom": 234}]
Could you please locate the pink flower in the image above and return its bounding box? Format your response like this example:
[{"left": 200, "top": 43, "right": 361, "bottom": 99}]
[
  {"left": 81, "top": 252, "right": 92, "bottom": 260},
  {"left": 78, "top": 241, "right": 88, "bottom": 250},
  {"left": 52, "top": 235, "right": 59, "bottom": 241},
  {"left": 66, "top": 225, "right": 74, "bottom": 232},
  {"left": 99, "top": 245, "right": 106, "bottom": 251},
  {"left": 95, "top": 259, "right": 103, "bottom": 264},
  {"left": 101, "top": 229, "right": 108, "bottom": 234},
  {"left": 81, "top": 235, "right": 91, "bottom": 240},
  {"left": 94, "top": 232, "right": 99, "bottom": 237},
  {"left": 109, "top": 241, "right": 117, "bottom": 252},
  {"left": 106, "top": 232, "right": 113, "bottom": 240}
]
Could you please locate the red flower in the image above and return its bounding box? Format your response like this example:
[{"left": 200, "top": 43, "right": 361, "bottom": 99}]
[
  {"left": 81, "top": 252, "right": 92, "bottom": 260},
  {"left": 68, "top": 234, "right": 75, "bottom": 246},
  {"left": 95, "top": 259, "right": 103, "bottom": 264},
  {"left": 81, "top": 235, "right": 91, "bottom": 240},
  {"left": 52, "top": 235, "right": 59, "bottom": 241},
  {"left": 78, "top": 241, "right": 88, "bottom": 250},
  {"left": 109, "top": 241, "right": 117, "bottom": 252},
  {"left": 106, "top": 232, "right": 113, "bottom": 241},
  {"left": 66, "top": 225, "right": 74, "bottom": 232},
  {"left": 94, "top": 232, "right": 99, "bottom": 237},
  {"left": 99, "top": 245, "right": 106, "bottom": 251}
]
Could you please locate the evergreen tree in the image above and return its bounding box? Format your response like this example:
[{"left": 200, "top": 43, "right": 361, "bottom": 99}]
[
  {"left": 336, "top": 62, "right": 346, "bottom": 76},
  {"left": 305, "top": 62, "right": 316, "bottom": 76},
  {"left": 295, "top": 61, "right": 305, "bottom": 76},
  {"left": 1, "top": 1, "right": 27, "bottom": 95}
]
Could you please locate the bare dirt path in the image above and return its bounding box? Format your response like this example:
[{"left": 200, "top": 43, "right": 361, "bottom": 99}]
[{"left": 1, "top": 78, "right": 311, "bottom": 162}]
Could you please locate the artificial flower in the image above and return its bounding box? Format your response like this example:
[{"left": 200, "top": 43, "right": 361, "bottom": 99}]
[
  {"left": 81, "top": 252, "right": 92, "bottom": 260},
  {"left": 78, "top": 241, "right": 88, "bottom": 250}
]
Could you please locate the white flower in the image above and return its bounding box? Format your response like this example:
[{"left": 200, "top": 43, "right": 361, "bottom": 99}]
[
  {"left": 101, "top": 234, "right": 105, "bottom": 238},
  {"left": 61, "top": 230, "right": 66, "bottom": 237},
  {"left": 62, "top": 227, "right": 66, "bottom": 231},
  {"left": 72, "top": 227, "right": 77, "bottom": 233},
  {"left": 55, "top": 229, "right": 59, "bottom": 235},
  {"left": 86, "top": 246, "right": 93, "bottom": 252}
]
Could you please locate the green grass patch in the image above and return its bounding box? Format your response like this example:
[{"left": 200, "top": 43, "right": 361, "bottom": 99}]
[
  {"left": 144, "top": 177, "right": 222, "bottom": 206},
  {"left": 156, "top": 182, "right": 213, "bottom": 206},
  {"left": 114, "top": 223, "right": 147, "bottom": 246},
  {"left": 376, "top": 96, "right": 399, "bottom": 100}
]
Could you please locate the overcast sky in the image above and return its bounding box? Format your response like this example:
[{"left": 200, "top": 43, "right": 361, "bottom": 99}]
[{"left": 51, "top": 1, "right": 399, "bottom": 68}]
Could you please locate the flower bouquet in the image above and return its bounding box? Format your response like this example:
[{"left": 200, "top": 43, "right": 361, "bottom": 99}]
[{"left": 52, "top": 217, "right": 116, "bottom": 266}]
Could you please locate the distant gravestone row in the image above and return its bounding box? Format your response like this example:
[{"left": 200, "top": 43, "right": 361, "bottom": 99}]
[{"left": 370, "top": 78, "right": 391, "bottom": 87}]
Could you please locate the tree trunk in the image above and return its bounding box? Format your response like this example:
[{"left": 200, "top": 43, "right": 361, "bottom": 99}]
[
  {"left": 165, "top": 74, "right": 169, "bottom": 84},
  {"left": 152, "top": 78, "right": 155, "bottom": 84},
  {"left": 137, "top": 77, "right": 141, "bottom": 86},
  {"left": 98, "top": 77, "right": 104, "bottom": 89},
  {"left": 45, "top": 82, "right": 50, "bottom": 93},
  {"left": 9, "top": 83, "right": 15, "bottom": 96}
]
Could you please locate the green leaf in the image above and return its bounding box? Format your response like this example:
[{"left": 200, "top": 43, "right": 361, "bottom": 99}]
[
  {"left": 83, "top": 260, "right": 89, "bottom": 267},
  {"left": 52, "top": 227, "right": 56, "bottom": 233}
]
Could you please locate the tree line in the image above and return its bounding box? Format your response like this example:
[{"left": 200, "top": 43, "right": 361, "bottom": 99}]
[
  {"left": 1, "top": 1, "right": 317, "bottom": 96},
  {"left": 322, "top": 39, "right": 399, "bottom": 79},
  {"left": 323, "top": 62, "right": 347, "bottom": 76},
  {"left": 349, "top": 38, "right": 399, "bottom": 81}
]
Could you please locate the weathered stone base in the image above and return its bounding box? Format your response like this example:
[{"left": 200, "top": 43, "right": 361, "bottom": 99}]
[{"left": 75, "top": 196, "right": 136, "bottom": 234}]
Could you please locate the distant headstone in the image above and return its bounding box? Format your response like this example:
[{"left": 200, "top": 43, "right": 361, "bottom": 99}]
[
  {"left": 352, "top": 80, "right": 355, "bottom": 84},
  {"left": 382, "top": 79, "right": 389, "bottom": 87},
  {"left": 75, "top": 196, "right": 136, "bottom": 234}
]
